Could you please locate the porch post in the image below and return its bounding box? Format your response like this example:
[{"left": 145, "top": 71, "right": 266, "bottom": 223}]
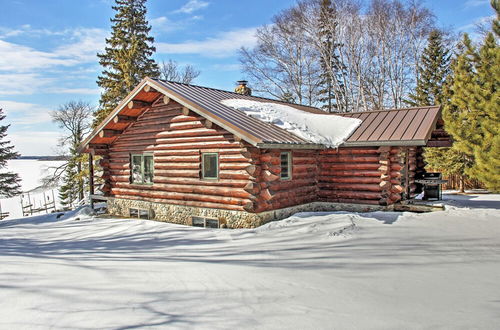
[{"left": 89, "top": 152, "right": 94, "bottom": 209}]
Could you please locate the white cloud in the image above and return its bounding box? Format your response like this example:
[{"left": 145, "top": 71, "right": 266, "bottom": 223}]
[
  {"left": 156, "top": 27, "right": 257, "bottom": 57},
  {"left": 464, "top": 0, "right": 490, "bottom": 8},
  {"left": 0, "top": 100, "right": 52, "bottom": 125},
  {"left": 47, "top": 87, "right": 100, "bottom": 95},
  {"left": 9, "top": 131, "right": 61, "bottom": 156},
  {"left": 0, "top": 40, "right": 78, "bottom": 72},
  {"left": 173, "top": 0, "right": 209, "bottom": 14},
  {"left": 0, "top": 73, "right": 53, "bottom": 95},
  {"left": 211, "top": 63, "right": 241, "bottom": 71},
  {"left": 0, "top": 28, "right": 106, "bottom": 72},
  {"left": 55, "top": 28, "right": 107, "bottom": 62},
  {"left": 458, "top": 15, "right": 495, "bottom": 40}
]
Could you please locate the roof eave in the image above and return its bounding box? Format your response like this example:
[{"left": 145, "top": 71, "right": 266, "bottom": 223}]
[
  {"left": 341, "top": 139, "right": 427, "bottom": 147},
  {"left": 257, "top": 142, "right": 325, "bottom": 150}
]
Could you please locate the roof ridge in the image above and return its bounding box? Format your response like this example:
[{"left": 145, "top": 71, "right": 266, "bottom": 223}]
[
  {"left": 335, "top": 105, "right": 440, "bottom": 115},
  {"left": 153, "top": 78, "right": 322, "bottom": 111}
]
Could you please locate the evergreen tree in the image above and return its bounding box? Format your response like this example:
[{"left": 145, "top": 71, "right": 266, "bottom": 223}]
[
  {"left": 405, "top": 28, "right": 471, "bottom": 190},
  {"left": 407, "top": 30, "right": 451, "bottom": 106},
  {"left": 95, "top": 0, "right": 159, "bottom": 126},
  {"left": 59, "top": 158, "right": 78, "bottom": 208},
  {"left": 317, "top": 0, "right": 345, "bottom": 112},
  {"left": 444, "top": 2, "right": 500, "bottom": 192},
  {"left": 0, "top": 108, "right": 21, "bottom": 197}
]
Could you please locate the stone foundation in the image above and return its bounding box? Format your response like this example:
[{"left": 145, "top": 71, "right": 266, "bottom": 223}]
[{"left": 105, "top": 197, "right": 388, "bottom": 229}]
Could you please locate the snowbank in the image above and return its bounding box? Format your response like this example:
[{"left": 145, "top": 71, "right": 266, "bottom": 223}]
[
  {"left": 221, "top": 99, "right": 361, "bottom": 147},
  {"left": 1, "top": 194, "right": 499, "bottom": 329}
]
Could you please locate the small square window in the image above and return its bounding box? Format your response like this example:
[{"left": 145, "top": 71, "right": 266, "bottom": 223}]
[
  {"left": 191, "top": 216, "right": 220, "bottom": 228},
  {"left": 131, "top": 154, "right": 154, "bottom": 184},
  {"left": 280, "top": 152, "right": 292, "bottom": 180},
  {"left": 129, "top": 208, "right": 151, "bottom": 220},
  {"left": 202, "top": 153, "right": 218, "bottom": 179}
]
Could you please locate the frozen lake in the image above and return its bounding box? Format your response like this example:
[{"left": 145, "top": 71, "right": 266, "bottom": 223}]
[{"left": 0, "top": 159, "right": 65, "bottom": 219}]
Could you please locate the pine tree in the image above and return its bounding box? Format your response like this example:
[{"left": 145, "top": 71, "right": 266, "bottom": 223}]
[
  {"left": 317, "top": 0, "right": 345, "bottom": 112},
  {"left": 407, "top": 30, "right": 451, "bottom": 106},
  {"left": 405, "top": 29, "right": 471, "bottom": 190},
  {"left": 59, "top": 158, "right": 78, "bottom": 208},
  {"left": 444, "top": 3, "right": 500, "bottom": 193},
  {"left": 0, "top": 108, "right": 21, "bottom": 197},
  {"left": 95, "top": 0, "right": 159, "bottom": 126},
  {"left": 468, "top": 22, "right": 499, "bottom": 191}
]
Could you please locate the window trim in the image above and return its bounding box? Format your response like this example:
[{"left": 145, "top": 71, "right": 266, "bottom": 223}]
[
  {"left": 201, "top": 152, "right": 219, "bottom": 180},
  {"left": 130, "top": 153, "right": 154, "bottom": 185},
  {"left": 192, "top": 216, "right": 220, "bottom": 228},
  {"left": 280, "top": 151, "right": 292, "bottom": 180},
  {"left": 129, "top": 207, "right": 152, "bottom": 220}
]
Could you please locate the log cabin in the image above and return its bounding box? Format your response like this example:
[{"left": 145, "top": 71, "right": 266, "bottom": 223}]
[{"left": 79, "top": 77, "right": 452, "bottom": 228}]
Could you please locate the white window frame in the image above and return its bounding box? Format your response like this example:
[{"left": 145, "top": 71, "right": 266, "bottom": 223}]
[
  {"left": 201, "top": 152, "right": 219, "bottom": 180},
  {"left": 130, "top": 153, "right": 154, "bottom": 185},
  {"left": 280, "top": 151, "right": 292, "bottom": 180}
]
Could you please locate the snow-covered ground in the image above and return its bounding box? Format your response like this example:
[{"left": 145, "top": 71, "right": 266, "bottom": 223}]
[
  {"left": 0, "top": 160, "right": 65, "bottom": 219},
  {"left": 1, "top": 193, "right": 499, "bottom": 329}
]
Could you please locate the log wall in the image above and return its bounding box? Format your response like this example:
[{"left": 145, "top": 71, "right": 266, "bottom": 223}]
[
  {"left": 318, "top": 146, "right": 403, "bottom": 206},
  {"left": 98, "top": 100, "right": 406, "bottom": 214},
  {"left": 105, "top": 100, "right": 257, "bottom": 212}
]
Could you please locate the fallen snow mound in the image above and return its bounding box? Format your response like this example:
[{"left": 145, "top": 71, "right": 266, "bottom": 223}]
[
  {"left": 221, "top": 99, "right": 361, "bottom": 148},
  {"left": 254, "top": 212, "right": 357, "bottom": 238}
]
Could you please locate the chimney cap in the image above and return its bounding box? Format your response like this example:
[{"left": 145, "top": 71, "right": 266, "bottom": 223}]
[{"left": 237, "top": 80, "right": 248, "bottom": 85}]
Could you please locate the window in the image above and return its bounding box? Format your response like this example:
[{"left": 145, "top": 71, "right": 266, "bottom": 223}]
[
  {"left": 202, "top": 153, "right": 218, "bottom": 179},
  {"left": 129, "top": 208, "right": 151, "bottom": 220},
  {"left": 280, "top": 151, "right": 292, "bottom": 180},
  {"left": 131, "top": 154, "right": 154, "bottom": 184},
  {"left": 192, "top": 216, "right": 220, "bottom": 228}
]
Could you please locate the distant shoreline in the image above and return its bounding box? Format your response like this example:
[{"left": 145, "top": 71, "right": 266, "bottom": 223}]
[{"left": 15, "top": 156, "right": 68, "bottom": 161}]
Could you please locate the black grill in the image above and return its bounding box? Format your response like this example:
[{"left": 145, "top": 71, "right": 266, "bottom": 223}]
[{"left": 415, "top": 173, "right": 447, "bottom": 200}]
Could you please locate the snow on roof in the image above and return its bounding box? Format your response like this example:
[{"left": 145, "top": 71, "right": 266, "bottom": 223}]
[{"left": 221, "top": 99, "right": 362, "bottom": 148}]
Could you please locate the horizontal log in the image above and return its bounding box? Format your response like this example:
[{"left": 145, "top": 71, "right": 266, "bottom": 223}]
[
  {"left": 128, "top": 100, "right": 150, "bottom": 109},
  {"left": 318, "top": 176, "right": 380, "bottom": 184},
  {"left": 322, "top": 156, "right": 380, "bottom": 163},
  {"left": 152, "top": 177, "right": 248, "bottom": 187},
  {"left": 244, "top": 181, "right": 261, "bottom": 195},
  {"left": 391, "top": 185, "right": 404, "bottom": 193},
  {"left": 262, "top": 170, "right": 279, "bottom": 182},
  {"left": 114, "top": 182, "right": 251, "bottom": 199},
  {"left": 113, "top": 115, "right": 136, "bottom": 124},
  {"left": 99, "top": 129, "right": 121, "bottom": 138},
  {"left": 111, "top": 188, "right": 250, "bottom": 206},
  {"left": 321, "top": 170, "right": 381, "bottom": 177},
  {"left": 143, "top": 85, "right": 157, "bottom": 93},
  {"left": 114, "top": 194, "right": 245, "bottom": 211},
  {"left": 328, "top": 191, "right": 383, "bottom": 200},
  {"left": 324, "top": 163, "right": 380, "bottom": 171},
  {"left": 318, "top": 183, "right": 382, "bottom": 192},
  {"left": 260, "top": 188, "right": 273, "bottom": 201},
  {"left": 320, "top": 147, "right": 378, "bottom": 155}
]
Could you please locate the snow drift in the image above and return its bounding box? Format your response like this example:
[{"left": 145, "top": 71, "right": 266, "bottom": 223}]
[{"left": 221, "top": 99, "right": 361, "bottom": 148}]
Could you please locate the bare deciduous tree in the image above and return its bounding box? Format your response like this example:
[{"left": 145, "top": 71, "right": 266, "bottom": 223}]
[
  {"left": 47, "top": 101, "right": 93, "bottom": 203},
  {"left": 159, "top": 59, "right": 201, "bottom": 84},
  {"left": 239, "top": 0, "right": 437, "bottom": 111},
  {"left": 239, "top": 5, "right": 321, "bottom": 106}
]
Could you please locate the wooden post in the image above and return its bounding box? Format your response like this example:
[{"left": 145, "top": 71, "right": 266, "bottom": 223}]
[
  {"left": 404, "top": 147, "right": 410, "bottom": 199},
  {"left": 89, "top": 153, "right": 94, "bottom": 210}
]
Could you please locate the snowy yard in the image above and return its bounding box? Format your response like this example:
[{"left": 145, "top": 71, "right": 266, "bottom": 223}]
[{"left": 1, "top": 194, "right": 499, "bottom": 329}]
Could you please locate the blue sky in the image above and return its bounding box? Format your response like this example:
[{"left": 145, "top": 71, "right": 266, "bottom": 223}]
[{"left": 0, "top": 0, "right": 495, "bottom": 156}]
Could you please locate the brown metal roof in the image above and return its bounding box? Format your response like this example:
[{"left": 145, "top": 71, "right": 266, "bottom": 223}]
[
  {"left": 152, "top": 79, "right": 325, "bottom": 147},
  {"left": 80, "top": 77, "right": 442, "bottom": 152},
  {"left": 337, "top": 106, "right": 441, "bottom": 146}
]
